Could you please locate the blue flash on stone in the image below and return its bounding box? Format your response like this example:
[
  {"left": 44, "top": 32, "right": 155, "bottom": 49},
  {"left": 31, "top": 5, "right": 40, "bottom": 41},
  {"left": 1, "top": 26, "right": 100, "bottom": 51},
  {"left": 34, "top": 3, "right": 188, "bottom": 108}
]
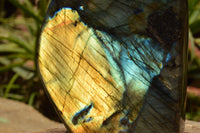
[
  {"left": 96, "top": 30, "right": 164, "bottom": 94},
  {"left": 38, "top": 0, "right": 187, "bottom": 132},
  {"left": 49, "top": 7, "right": 72, "bottom": 20},
  {"left": 79, "top": 6, "right": 84, "bottom": 11},
  {"left": 72, "top": 103, "right": 93, "bottom": 125}
]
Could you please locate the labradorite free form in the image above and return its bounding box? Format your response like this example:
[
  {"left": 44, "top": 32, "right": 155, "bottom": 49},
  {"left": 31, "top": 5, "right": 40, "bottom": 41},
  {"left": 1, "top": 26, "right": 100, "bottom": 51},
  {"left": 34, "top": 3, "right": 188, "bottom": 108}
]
[{"left": 38, "top": 0, "right": 187, "bottom": 132}]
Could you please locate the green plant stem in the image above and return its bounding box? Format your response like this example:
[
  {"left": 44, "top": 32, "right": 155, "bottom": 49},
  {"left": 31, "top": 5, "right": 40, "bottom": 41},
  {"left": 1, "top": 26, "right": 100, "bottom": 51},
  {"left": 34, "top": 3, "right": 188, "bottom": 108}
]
[
  {"left": 28, "top": 92, "right": 37, "bottom": 105},
  {"left": 4, "top": 73, "right": 19, "bottom": 98}
]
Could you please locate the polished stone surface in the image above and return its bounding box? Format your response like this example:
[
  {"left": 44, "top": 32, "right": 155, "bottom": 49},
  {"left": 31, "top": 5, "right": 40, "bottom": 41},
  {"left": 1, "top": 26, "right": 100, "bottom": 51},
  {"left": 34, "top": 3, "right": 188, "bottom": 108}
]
[{"left": 38, "top": 0, "right": 188, "bottom": 132}]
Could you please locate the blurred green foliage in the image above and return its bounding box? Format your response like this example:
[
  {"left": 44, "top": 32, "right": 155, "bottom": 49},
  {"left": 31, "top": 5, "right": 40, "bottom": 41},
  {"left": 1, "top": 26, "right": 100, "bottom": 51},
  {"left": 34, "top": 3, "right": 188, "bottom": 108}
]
[
  {"left": 186, "top": 93, "right": 200, "bottom": 121},
  {"left": 187, "top": 0, "right": 200, "bottom": 121},
  {"left": 188, "top": 0, "right": 200, "bottom": 78},
  {"left": 0, "top": 0, "right": 48, "bottom": 104},
  {"left": 0, "top": 0, "right": 200, "bottom": 121}
]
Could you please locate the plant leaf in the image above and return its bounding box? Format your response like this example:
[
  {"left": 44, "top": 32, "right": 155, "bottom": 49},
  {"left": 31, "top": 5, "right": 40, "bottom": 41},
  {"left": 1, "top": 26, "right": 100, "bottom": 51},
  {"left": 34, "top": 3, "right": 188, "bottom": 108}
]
[
  {"left": 4, "top": 73, "right": 19, "bottom": 98},
  {"left": 0, "top": 36, "right": 33, "bottom": 53}
]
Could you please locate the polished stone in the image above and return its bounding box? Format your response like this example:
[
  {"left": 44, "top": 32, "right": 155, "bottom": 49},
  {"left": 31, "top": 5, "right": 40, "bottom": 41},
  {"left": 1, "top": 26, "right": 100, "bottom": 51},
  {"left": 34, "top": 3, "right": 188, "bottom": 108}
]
[{"left": 38, "top": 0, "right": 188, "bottom": 132}]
